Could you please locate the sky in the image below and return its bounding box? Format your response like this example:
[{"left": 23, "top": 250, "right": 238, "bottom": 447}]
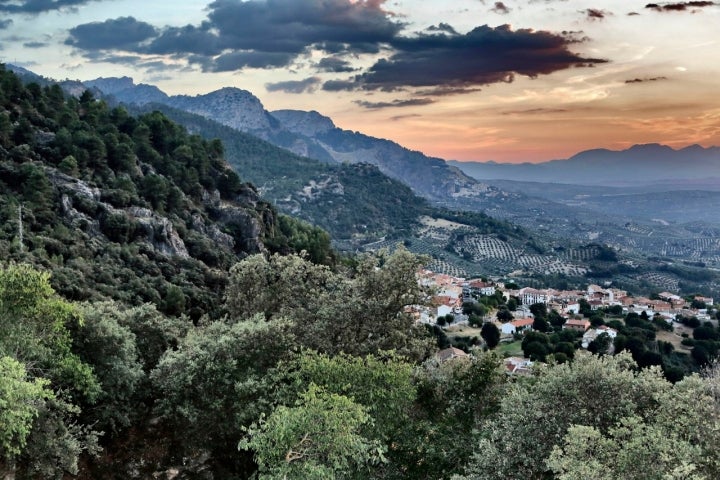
[{"left": 0, "top": 0, "right": 719, "bottom": 162}]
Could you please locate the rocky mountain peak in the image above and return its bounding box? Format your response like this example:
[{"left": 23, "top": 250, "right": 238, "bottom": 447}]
[
  {"left": 167, "top": 87, "right": 275, "bottom": 132},
  {"left": 84, "top": 76, "right": 137, "bottom": 93},
  {"left": 271, "top": 110, "right": 336, "bottom": 136}
]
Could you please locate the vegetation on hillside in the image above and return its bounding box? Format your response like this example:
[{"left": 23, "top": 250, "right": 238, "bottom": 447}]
[
  {"left": 0, "top": 64, "right": 332, "bottom": 319},
  {"left": 133, "top": 103, "right": 430, "bottom": 241}
]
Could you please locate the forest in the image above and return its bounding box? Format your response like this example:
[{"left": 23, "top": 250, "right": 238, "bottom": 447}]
[{"left": 1, "top": 64, "right": 719, "bottom": 479}]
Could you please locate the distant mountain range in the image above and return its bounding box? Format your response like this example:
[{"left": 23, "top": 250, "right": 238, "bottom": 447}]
[
  {"left": 450, "top": 144, "right": 720, "bottom": 187},
  {"left": 81, "top": 76, "right": 487, "bottom": 201}
]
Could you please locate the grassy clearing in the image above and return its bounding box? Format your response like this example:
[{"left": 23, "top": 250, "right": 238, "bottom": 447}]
[{"left": 496, "top": 340, "right": 523, "bottom": 357}]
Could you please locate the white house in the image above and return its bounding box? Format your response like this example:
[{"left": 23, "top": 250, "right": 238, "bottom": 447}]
[{"left": 518, "top": 287, "right": 548, "bottom": 305}]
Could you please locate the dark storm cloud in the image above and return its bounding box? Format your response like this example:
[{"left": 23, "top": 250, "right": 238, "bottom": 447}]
[
  {"left": 142, "top": 24, "right": 221, "bottom": 57},
  {"left": 317, "top": 57, "right": 357, "bottom": 73},
  {"left": 329, "top": 25, "right": 606, "bottom": 92},
  {"left": 0, "top": 19, "right": 12, "bottom": 29},
  {"left": 266, "top": 76, "right": 322, "bottom": 93},
  {"left": 66, "top": 0, "right": 402, "bottom": 71},
  {"left": 491, "top": 2, "right": 511, "bottom": 14},
  {"left": 645, "top": 2, "right": 716, "bottom": 11},
  {"left": 202, "top": 0, "right": 401, "bottom": 54},
  {"left": 355, "top": 98, "right": 435, "bottom": 109},
  {"left": 66, "top": 17, "right": 158, "bottom": 50},
  {"left": 625, "top": 76, "right": 668, "bottom": 83},
  {"left": 0, "top": 0, "right": 106, "bottom": 13},
  {"left": 23, "top": 41, "right": 47, "bottom": 48}
]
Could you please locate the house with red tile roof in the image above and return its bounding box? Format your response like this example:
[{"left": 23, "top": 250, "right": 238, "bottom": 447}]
[{"left": 501, "top": 317, "right": 534, "bottom": 335}]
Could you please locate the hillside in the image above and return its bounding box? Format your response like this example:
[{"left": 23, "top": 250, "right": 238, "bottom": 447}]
[
  {"left": 0, "top": 65, "right": 332, "bottom": 319},
  {"left": 130, "top": 103, "right": 430, "bottom": 243},
  {"left": 82, "top": 76, "right": 494, "bottom": 201}
]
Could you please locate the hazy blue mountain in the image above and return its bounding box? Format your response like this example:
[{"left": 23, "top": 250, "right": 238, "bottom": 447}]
[{"left": 450, "top": 144, "right": 720, "bottom": 186}]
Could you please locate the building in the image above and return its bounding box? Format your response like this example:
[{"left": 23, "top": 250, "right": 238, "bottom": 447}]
[
  {"left": 518, "top": 287, "right": 548, "bottom": 305},
  {"left": 564, "top": 319, "right": 591, "bottom": 332},
  {"left": 436, "top": 347, "right": 469, "bottom": 363},
  {"left": 501, "top": 317, "right": 534, "bottom": 335}
]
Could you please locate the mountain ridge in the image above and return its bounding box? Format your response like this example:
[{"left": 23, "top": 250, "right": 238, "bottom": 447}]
[
  {"left": 450, "top": 143, "right": 720, "bottom": 186},
  {"left": 79, "top": 75, "right": 493, "bottom": 201}
]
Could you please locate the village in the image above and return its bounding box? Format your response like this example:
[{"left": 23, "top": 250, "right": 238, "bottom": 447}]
[{"left": 416, "top": 269, "right": 716, "bottom": 373}]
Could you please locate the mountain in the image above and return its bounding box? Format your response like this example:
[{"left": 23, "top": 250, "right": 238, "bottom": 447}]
[
  {"left": 0, "top": 65, "right": 333, "bottom": 320},
  {"left": 449, "top": 143, "right": 720, "bottom": 186},
  {"left": 82, "top": 77, "right": 492, "bottom": 201}
]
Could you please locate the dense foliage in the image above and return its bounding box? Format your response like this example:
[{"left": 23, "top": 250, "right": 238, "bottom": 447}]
[{"left": 0, "top": 65, "right": 332, "bottom": 319}]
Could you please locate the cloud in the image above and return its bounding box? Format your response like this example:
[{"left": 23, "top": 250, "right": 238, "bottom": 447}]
[
  {"left": 645, "top": 2, "right": 716, "bottom": 12},
  {"left": 491, "top": 2, "right": 511, "bottom": 14},
  {"left": 584, "top": 8, "right": 611, "bottom": 19},
  {"left": 204, "top": 51, "right": 295, "bottom": 71},
  {"left": 417, "top": 86, "right": 483, "bottom": 96},
  {"left": 0, "top": 19, "right": 12, "bottom": 29},
  {"left": 66, "top": 16, "right": 158, "bottom": 50},
  {"left": 625, "top": 76, "right": 668, "bottom": 83},
  {"left": 0, "top": 0, "right": 106, "bottom": 13},
  {"left": 389, "top": 113, "right": 421, "bottom": 121},
  {"left": 355, "top": 98, "right": 435, "bottom": 109},
  {"left": 22, "top": 41, "right": 47, "bottom": 48},
  {"left": 148, "top": 0, "right": 402, "bottom": 70},
  {"left": 502, "top": 108, "right": 569, "bottom": 115},
  {"left": 322, "top": 79, "right": 359, "bottom": 91},
  {"left": 66, "top": 0, "right": 403, "bottom": 72},
  {"left": 266, "top": 76, "right": 322, "bottom": 93},
  {"left": 329, "top": 25, "right": 606, "bottom": 92},
  {"left": 316, "top": 56, "right": 358, "bottom": 73},
  {"left": 427, "top": 23, "right": 458, "bottom": 34}
]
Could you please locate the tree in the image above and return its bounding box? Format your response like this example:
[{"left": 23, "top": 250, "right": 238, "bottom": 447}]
[
  {"left": 588, "top": 332, "right": 612, "bottom": 356},
  {"left": 0, "top": 357, "right": 53, "bottom": 473},
  {"left": 548, "top": 373, "right": 720, "bottom": 479},
  {"left": 691, "top": 299, "right": 707, "bottom": 310},
  {"left": 272, "top": 350, "right": 416, "bottom": 478},
  {"left": 0, "top": 264, "right": 101, "bottom": 478},
  {"left": 459, "top": 353, "right": 673, "bottom": 480},
  {"left": 533, "top": 316, "right": 551, "bottom": 333},
  {"left": 0, "top": 264, "right": 99, "bottom": 401},
  {"left": 72, "top": 302, "right": 145, "bottom": 434},
  {"left": 150, "top": 318, "right": 297, "bottom": 469},
  {"left": 411, "top": 352, "right": 506, "bottom": 479},
  {"left": 529, "top": 303, "right": 547, "bottom": 319},
  {"left": 481, "top": 322, "right": 500, "bottom": 349},
  {"left": 225, "top": 248, "right": 433, "bottom": 361},
  {"left": 496, "top": 308, "right": 513, "bottom": 322},
  {"left": 240, "top": 385, "right": 382, "bottom": 480}
]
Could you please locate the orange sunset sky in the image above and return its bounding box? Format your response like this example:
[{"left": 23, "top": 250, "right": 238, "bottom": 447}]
[{"left": 1, "top": 0, "right": 718, "bottom": 162}]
